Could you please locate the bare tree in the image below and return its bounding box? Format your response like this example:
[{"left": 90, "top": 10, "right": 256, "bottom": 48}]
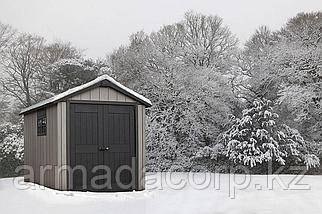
[
  {"left": 0, "top": 33, "right": 46, "bottom": 107},
  {"left": 0, "top": 23, "right": 16, "bottom": 122},
  {"left": 0, "top": 22, "right": 15, "bottom": 56},
  {"left": 43, "top": 41, "right": 83, "bottom": 64},
  {"left": 183, "top": 11, "right": 238, "bottom": 68}
]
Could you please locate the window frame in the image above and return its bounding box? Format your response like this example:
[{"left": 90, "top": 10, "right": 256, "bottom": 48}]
[{"left": 37, "top": 109, "right": 47, "bottom": 136}]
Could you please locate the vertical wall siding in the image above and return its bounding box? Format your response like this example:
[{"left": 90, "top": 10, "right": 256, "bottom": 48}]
[
  {"left": 57, "top": 102, "right": 67, "bottom": 190},
  {"left": 142, "top": 106, "right": 146, "bottom": 189},
  {"left": 70, "top": 87, "right": 135, "bottom": 102},
  {"left": 23, "top": 113, "right": 30, "bottom": 182},
  {"left": 24, "top": 104, "right": 58, "bottom": 189},
  {"left": 137, "top": 105, "right": 146, "bottom": 190}
]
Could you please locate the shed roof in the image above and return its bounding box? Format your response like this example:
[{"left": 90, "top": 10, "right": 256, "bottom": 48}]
[{"left": 20, "top": 75, "right": 152, "bottom": 115}]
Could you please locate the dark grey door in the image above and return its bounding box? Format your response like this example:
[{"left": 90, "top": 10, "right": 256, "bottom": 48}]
[{"left": 70, "top": 103, "right": 136, "bottom": 191}]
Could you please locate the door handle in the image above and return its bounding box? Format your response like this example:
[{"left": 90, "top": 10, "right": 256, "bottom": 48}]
[{"left": 98, "top": 147, "right": 109, "bottom": 151}]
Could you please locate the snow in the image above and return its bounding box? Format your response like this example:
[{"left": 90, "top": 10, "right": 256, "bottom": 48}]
[
  {"left": 1, "top": 172, "right": 322, "bottom": 214},
  {"left": 20, "top": 75, "right": 152, "bottom": 114}
]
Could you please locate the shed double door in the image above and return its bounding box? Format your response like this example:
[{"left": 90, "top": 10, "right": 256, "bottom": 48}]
[{"left": 70, "top": 103, "right": 136, "bottom": 191}]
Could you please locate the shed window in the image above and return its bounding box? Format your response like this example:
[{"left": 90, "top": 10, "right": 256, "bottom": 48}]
[{"left": 37, "top": 109, "right": 47, "bottom": 136}]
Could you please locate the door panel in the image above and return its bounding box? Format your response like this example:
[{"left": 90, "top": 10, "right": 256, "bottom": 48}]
[
  {"left": 70, "top": 104, "right": 103, "bottom": 191},
  {"left": 102, "top": 105, "right": 135, "bottom": 190},
  {"left": 70, "top": 103, "right": 136, "bottom": 191}
]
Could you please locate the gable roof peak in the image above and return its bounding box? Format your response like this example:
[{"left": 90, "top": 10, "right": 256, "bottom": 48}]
[{"left": 20, "top": 75, "right": 152, "bottom": 115}]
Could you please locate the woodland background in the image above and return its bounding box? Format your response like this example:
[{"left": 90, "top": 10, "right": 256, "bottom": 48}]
[{"left": 0, "top": 11, "right": 321, "bottom": 177}]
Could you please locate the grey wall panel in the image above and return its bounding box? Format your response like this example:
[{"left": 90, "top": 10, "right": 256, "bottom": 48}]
[
  {"left": 61, "top": 102, "right": 67, "bottom": 190},
  {"left": 23, "top": 104, "right": 58, "bottom": 189},
  {"left": 142, "top": 106, "right": 146, "bottom": 189},
  {"left": 90, "top": 87, "right": 100, "bottom": 100},
  {"left": 57, "top": 102, "right": 67, "bottom": 190},
  {"left": 23, "top": 114, "right": 30, "bottom": 182},
  {"left": 52, "top": 104, "right": 58, "bottom": 188},
  {"left": 137, "top": 105, "right": 146, "bottom": 190},
  {"left": 70, "top": 87, "right": 135, "bottom": 102}
]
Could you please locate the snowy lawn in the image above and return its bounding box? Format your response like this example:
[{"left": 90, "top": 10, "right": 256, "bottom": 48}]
[{"left": 1, "top": 173, "right": 322, "bottom": 214}]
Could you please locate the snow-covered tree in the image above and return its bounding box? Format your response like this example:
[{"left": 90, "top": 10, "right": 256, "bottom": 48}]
[
  {"left": 0, "top": 22, "right": 15, "bottom": 57},
  {"left": 0, "top": 121, "right": 23, "bottom": 160},
  {"left": 222, "top": 99, "right": 319, "bottom": 168},
  {"left": 0, "top": 33, "right": 88, "bottom": 107},
  {"left": 0, "top": 132, "right": 24, "bottom": 161},
  {"left": 0, "top": 121, "right": 24, "bottom": 177},
  {"left": 39, "top": 58, "right": 104, "bottom": 96},
  {"left": 0, "top": 33, "right": 46, "bottom": 107},
  {"left": 110, "top": 11, "right": 239, "bottom": 171},
  {"left": 233, "top": 12, "right": 322, "bottom": 154}
]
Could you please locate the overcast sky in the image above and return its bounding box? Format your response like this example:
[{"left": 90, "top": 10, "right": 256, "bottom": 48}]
[{"left": 0, "top": 0, "right": 321, "bottom": 58}]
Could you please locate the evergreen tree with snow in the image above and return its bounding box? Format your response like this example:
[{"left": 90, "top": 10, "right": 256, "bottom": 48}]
[
  {"left": 222, "top": 98, "right": 319, "bottom": 169},
  {"left": 0, "top": 121, "right": 24, "bottom": 177}
]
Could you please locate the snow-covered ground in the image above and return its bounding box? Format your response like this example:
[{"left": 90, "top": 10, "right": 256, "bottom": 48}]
[{"left": 1, "top": 173, "right": 322, "bottom": 214}]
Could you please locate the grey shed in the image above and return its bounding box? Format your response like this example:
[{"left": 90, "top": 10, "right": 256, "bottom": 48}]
[{"left": 20, "top": 75, "right": 152, "bottom": 192}]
